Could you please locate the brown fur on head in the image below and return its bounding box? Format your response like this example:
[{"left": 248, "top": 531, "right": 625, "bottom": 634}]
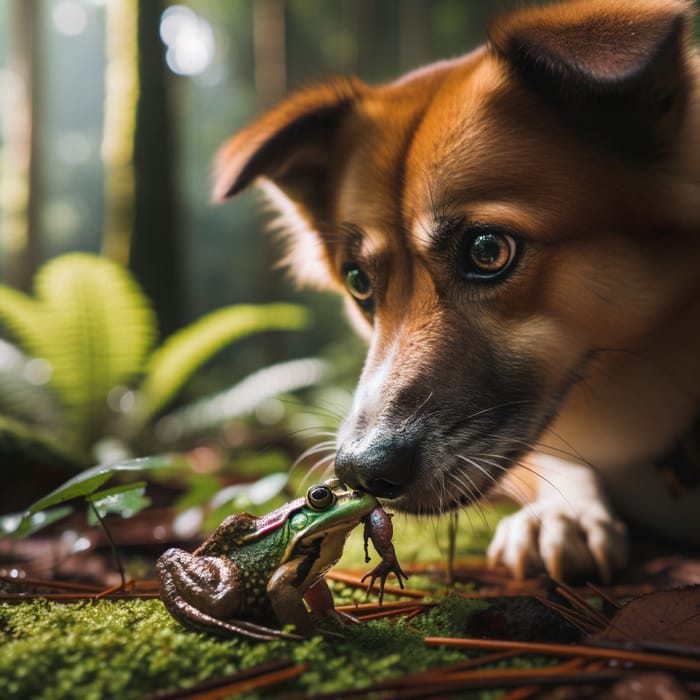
[{"left": 214, "top": 0, "right": 700, "bottom": 527}]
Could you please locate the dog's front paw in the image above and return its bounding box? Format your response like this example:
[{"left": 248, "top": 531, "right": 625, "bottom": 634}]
[{"left": 486, "top": 501, "right": 628, "bottom": 582}]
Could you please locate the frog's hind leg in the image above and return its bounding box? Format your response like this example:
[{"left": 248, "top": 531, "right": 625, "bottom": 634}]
[
  {"left": 267, "top": 563, "right": 346, "bottom": 638},
  {"left": 166, "top": 596, "right": 300, "bottom": 640},
  {"left": 157, "top": 549, "right": 243, "bottom": 617},
  {"left": 157, "top": 549, "right": 300, "bottom": 640}
]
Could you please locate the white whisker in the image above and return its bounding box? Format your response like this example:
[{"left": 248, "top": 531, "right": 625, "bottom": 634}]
[
  {"left": 289, "top": 438, "right": 337, "bottom": 482},
  {"left": 299, "top": 453, "right": 337, "bottom": 487},
  {"left": 400, "top": 392, "right": 433, "bottom": 430}
]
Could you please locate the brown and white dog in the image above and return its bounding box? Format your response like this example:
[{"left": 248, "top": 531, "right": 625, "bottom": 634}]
[{"left": 215, "top": 0, "right": 700, "bottom": 581}]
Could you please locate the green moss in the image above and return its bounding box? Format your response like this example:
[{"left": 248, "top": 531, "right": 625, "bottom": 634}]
[
  {"left": 0, "top": 599, "right": 239, "bottom": 699},
  {"left": 0, "top": 593, "right": 516, "bottom": 699}
]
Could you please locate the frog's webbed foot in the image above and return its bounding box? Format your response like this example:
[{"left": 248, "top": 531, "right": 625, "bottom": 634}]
[{"left": 360, "top": 559, "right": 408, "bottom": 604}]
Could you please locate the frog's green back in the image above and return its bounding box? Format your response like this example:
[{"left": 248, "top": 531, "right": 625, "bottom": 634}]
[{"left": 238, "top": 522, "right": 293, "bottom": 619}]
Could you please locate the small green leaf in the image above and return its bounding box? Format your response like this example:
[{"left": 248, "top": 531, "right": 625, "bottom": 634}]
[
  {"left": 87, "top": 480, "right": 148, "bottom": 503},
  {"left": 86, "top": 483, "right": 150, "bottom": 524},
  {"left": 27, "top": 473, "right": 112, "bottom": 514},
  {"left": 26, "top": 454, "right": 185, "bottom": 515},
  {"left": 1, "top": 506, "right": 74, "bottom": 539}
]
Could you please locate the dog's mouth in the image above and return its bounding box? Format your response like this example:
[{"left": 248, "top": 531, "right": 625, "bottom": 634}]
[
  {"left": 379, "top": 488, "right": 482, "bottom": 516},
  {"left": 373, "top": 447, "right": 526, "bottom": 516},
  {"left": 334, "top": 425, "right": 536, "bottom": 516}
]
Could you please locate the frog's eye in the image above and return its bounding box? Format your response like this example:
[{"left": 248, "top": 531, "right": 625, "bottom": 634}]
[{"left": 306, "top": 484, "right": 337, "bottom": 511}]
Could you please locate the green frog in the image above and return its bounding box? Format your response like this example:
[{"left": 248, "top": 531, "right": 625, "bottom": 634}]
[{"left": 157, "top": 478, "right": 406, "bottom": 640}]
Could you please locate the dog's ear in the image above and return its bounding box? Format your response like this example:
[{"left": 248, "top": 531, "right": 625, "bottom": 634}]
[
  {"left": 213, "top": 78, "right": 364, "bottom": 213},
  {"left": 213, "top": 78, "right": 366, "bottom": 287},
  {"left": 489, "top": 0, "right": 694, "bottom": 157}
]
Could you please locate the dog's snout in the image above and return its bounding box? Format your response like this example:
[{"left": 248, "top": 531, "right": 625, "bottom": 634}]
[{"left": 335, "top": 436, "right": 417, "bottom": 500}]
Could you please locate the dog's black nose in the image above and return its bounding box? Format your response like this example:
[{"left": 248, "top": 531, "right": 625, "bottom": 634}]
[{"left": 334, "top": 436, "right": 416, "bottom": 499}]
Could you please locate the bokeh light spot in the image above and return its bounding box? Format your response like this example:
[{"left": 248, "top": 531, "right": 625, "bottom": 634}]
[
  {"left": 160, "top": 5, "right": 215, "bottom": 76},
  {"left": 52, "top": 1, "right": 88, "bottom": 37}
]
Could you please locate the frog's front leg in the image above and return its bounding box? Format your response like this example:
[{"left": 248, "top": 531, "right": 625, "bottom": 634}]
[
  {"left": 266, "top": 560, "right": 317, "bottom": 636},
  {"left": 157, "top": 548, "right": 298, "bottom": 641}
]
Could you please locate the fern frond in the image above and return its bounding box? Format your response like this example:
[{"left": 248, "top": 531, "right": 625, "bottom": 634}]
[
  {"left": 0, "top": 285, "right": 46, "bottom": 355},
  {"left": 31, "top": 254, "right": 157, "bottom": 447},
  {"left": 140, "top": 303, "right": 310, "bottom": 420},
  {"left": 156, "top": 357, "right": 328, "bottom": 442}
]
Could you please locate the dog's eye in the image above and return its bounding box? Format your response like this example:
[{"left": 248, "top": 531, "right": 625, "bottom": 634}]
[
  {"left": 459, "top": 227, "right": 519, "bottom": 281},
  {"left": 345, "top": 266, "right": 373, "bottom": 303}
]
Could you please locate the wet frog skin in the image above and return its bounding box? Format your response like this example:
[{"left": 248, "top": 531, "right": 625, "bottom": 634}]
[{"left": 157, "top": 479, "right": 406, "bottom": 640}]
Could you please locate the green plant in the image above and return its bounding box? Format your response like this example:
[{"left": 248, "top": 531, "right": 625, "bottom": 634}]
[
  {"left": 0, "top": 253, "right": 317, "bottom": 466},
  {"left": 0, "top": 454, "right": 192, "bottom": 580},
  {"left": 0, "top": 451, "right": 297, "bottom": 586},
  {"left": 0, "top": 454, "right": 180, "bottom": 537}
]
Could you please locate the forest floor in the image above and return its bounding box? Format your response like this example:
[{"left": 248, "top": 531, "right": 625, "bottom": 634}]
[{"left": 1, "top": 508, "right": 699, "bottom": 699}]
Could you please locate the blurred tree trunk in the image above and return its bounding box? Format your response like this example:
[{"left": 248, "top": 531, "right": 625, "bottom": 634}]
[
  {"left": 102, "top": 0, "right": 182, "bottom": 338},
  {"left": 352, "top": 0, "right": 379, "bottom": 79},
  {"left": 0, "top": 0, "right": 43, "bottom": 291},
  {"left": 253, "top": 0, "right": 288, "bottom": 364},
  {"left": 130, "top": 0, "right": 182, "bottom": 338},
  {"left": 102, "top": 0, "right": 137, "bottom": 267},
  {"left": 253, "top": 0, "right": 286, "bottom": 105}
]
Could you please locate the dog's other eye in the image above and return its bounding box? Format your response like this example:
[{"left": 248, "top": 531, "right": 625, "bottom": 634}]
[
  {"left": 344, "top": 266, "right": 373, "bottom": 303},
  {"left": 459, "top": 227, "right": 519, "bottom": 281}
]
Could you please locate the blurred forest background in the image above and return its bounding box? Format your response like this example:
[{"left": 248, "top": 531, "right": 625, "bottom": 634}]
[{"left": 1, "top": 0, "right": 696, "bottom": 504}]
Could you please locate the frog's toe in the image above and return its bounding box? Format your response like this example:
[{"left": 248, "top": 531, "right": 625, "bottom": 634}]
[
  {"left": 309, "top": 612, "right": 353, "bottom": 639},
  {"left": 361, "top": 560, "right": 407, "bottom": 603},
  {"left": 227, "top": 618, "right": 304, "bottom": 641},
  {"left": 321, "top": 608, "right": 361, "bottom": 627},
  {"left": 315, "top": 626, "right": 346, "bottom": 640}
]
